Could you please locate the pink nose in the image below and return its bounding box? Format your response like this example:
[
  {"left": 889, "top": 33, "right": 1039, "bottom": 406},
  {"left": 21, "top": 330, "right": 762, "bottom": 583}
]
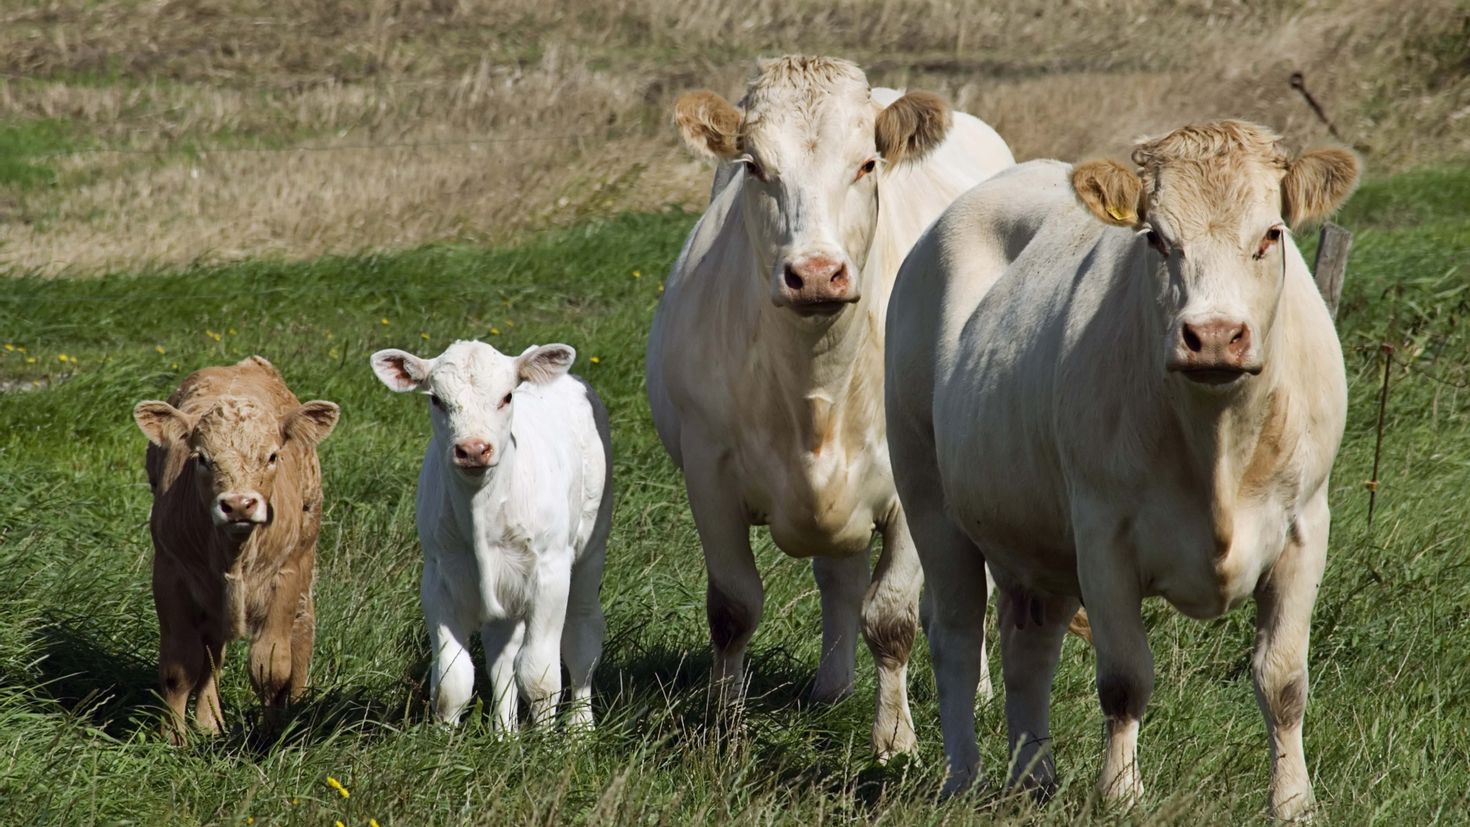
[
  {"left": 781, "top": 256, "right": 852, "bottom": 306},
  {"left": 1171, "top": 317, "right": 1257, "bottom": 379},
  {"left": 217, "top": 493, "right": 259, "bottom": 522},
  {"left": 453, "top": 439, "right": 494, "bottom": 468}
]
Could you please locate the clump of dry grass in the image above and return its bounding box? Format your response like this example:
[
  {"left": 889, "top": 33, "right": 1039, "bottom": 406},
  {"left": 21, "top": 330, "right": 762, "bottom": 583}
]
[{"left": 0, "top": 0, "right": 1463, "bottom": 275}]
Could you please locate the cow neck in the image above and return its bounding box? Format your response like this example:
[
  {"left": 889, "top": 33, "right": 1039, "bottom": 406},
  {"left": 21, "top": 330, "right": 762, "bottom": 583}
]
[{"left": 754, "top": 297, "right": 874, "bottom": 454}]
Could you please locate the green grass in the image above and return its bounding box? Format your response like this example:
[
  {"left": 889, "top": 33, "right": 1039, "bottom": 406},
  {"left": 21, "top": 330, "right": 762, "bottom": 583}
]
[{"left": 1, "top": 165, "right": 1468, "bottom": 825}]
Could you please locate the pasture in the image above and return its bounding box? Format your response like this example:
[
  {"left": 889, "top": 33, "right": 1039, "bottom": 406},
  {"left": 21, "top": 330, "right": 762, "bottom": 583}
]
[{"left": 1, "top": 164, "right": 1468, "bottom": 824}]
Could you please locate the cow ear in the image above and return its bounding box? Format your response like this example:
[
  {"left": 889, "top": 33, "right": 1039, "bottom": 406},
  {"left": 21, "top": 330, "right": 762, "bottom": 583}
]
[
  {"left": 516, "top": 344, "right": 575, "bottom": 385},
  {"left": 673, "top": 90, "right": 742, "bottom": 161},
  {"left": 134, "top": 401, "right": 192, "bottom": 448},
  {"left": 282, "top": 401, "right": 340, "bottom": 445},
  {"left": 370, "top": 348, "right": 431, "bottom": 392},
  {"left": 1073, "top": 160, "right": 1145, "bottom": 227},
  {"left": 875, "top": 91, "right": 951, "bottom": 166},
  {"left": 1282, "top": 147, "right": 1359, "bottom": 227}
]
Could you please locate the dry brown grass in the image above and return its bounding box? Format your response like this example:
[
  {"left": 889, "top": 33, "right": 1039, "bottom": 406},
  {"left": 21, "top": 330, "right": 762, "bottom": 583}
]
[{"left": 0, "top": 0, "right": 1464, "bottom": 275}]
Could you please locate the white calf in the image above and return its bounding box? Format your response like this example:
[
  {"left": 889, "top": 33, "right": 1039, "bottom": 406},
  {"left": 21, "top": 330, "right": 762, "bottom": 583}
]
[{"left": 372, "top": 340, "right": 613, "bottom": 730}]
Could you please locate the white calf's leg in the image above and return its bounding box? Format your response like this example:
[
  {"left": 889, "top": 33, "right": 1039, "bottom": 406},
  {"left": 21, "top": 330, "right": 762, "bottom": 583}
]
[
  {"left": 863, "top": 512, "right": 924, "bottom": 761},
  {"left": 683, "top": 448, "right": 762, "bottom": 706},
  {"left": 517, "top": 556, "right": 572, "bottom": 727},
  {"left": 997, "top": 588, "right": 1080, "bottom": 798},
  {"left": 561, "top": 554, "right": 607, "bottom": 730},
  {"left": 811, "top": 552, "right": 868, "bottom": 702},
  {"left": 1253, "top": 493, "right": 1328, "bottom": 821},
  {"left": 423, "top": 568, "right": 475, "bottom": 725},
  {"left": 482, "top": 618, "right": 525, "bottom": 733},
  {"left": 1076, "top": 521, "right": 1153, "bottom": 808}
]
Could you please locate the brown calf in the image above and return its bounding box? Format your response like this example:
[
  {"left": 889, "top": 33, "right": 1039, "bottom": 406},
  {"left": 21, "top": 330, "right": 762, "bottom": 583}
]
[{"left": 133, "top": 355, "right": 339, "bottom": 743}]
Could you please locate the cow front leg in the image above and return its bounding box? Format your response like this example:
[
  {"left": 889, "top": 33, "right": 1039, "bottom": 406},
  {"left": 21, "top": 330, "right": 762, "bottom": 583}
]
[
  {"left": 288, "top": 554, "right": 316, "bottom": 701},
  {"left": 423, "top": 565, "right": 475, "bottom": 725},
  {"left": 862, "top": 512, "right": 923, "bottom": 761},
  {"left": 997, "top": 587, "right": 1080, "bottom": 798},
  {"left": 193, "top": 636, "right": 227, "bottom": 737},
  {"left": 1253, "top": 493, "right": 1327, "bottom": 821},
  {"left": 516, "top": 555, "right": 571, "bottom": 728},
  {"left": 811, "top": 552, "right": 868, "bottom": 702},
  {"left": 1076, "top": 520, "right": 1153, "bottom": 809},
  {"left": 683, "top": 452, "right": 762, "bottom": 709},
  {"left": 154, "top": 564, "right": 206, "bottom": 745},
  {"left": 561, "top": 554, "right": 607, "bottom": 731},
  {"left": 482, "top": 618, "right": 525, "bottom": 733}
]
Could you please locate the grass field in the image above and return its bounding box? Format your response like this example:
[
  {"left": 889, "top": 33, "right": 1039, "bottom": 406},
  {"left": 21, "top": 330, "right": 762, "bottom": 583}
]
[{"left": 1, "top": 159, "right": 1468, "bottom": 824}]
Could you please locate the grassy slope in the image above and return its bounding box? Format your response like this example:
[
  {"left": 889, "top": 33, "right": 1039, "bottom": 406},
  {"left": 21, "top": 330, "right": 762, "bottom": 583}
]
[{"left": 1, "top": 166, "right": 1468, "bottom": 825}]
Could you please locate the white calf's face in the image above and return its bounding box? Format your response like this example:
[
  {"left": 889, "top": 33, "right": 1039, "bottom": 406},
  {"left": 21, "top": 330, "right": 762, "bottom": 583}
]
[
  {"left": 1073, "top": 121, "right": 1359, "bottom": 390},
  {"left": 674, "top": 56, "right": 952, "bottom": 319},
  {"left": 371, "top": 340, "right": 574, "bottom": 478}
]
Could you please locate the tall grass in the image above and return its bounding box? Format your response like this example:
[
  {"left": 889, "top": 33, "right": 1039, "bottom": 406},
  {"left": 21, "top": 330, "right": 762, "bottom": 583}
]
[{"left": 1, "top": 164, "right": 1467, "bottom": 823}]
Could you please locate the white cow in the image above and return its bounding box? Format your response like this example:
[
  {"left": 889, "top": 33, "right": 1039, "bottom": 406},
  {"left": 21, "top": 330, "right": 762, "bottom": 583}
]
[
  {"left": 646, "top": 55, "right": 1013, "bottom": 758},
  {"left": 885, "top": 121, "right": 1358, "bottom": 819},
  {"left": 371, "top": 340, "right": 613, "bottom": 730}
]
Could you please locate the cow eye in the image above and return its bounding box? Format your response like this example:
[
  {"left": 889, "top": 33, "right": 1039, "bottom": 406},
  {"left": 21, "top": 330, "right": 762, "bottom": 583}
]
[
  {"left": 195, "top": 453, "right": 212, "bottom": 470},
  {"left": 267, "top": 451, "right": 279, "bottom": 465},
  {"left": 1265, "top": 227, "right": 1283, "bottom": 242},
  {"left": 1255, "top": 225, "right": 1285, "bottom": 260},
  {"left": 740, "top": 156, "right": 767, "bottom": 183},
  {"left": 856, "top": 158, "right": 877, "bottom": 180},
  {"left": 1145, "top": 230, "right": 1169, "bottom": 256},
  {"left": 499, "top": 392, "right": 513, "bottom": 409}
]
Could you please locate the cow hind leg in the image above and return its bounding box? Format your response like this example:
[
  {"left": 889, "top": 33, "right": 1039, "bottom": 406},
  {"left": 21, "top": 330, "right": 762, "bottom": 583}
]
[
  {"left": 862, "top": 513, "right": 924, "bottom": 762},
  {"left": 1253, "top": 495, "right": 1328, "bottom": 821},
  {"left": 482, "top": 619, "right": 525, "bottom": 733},
  {"left": 811, "top": 552, "right": 868, "bottom": 703},
  {"left": 288, "top": 570, "right": 316, "bottom": 702},
  {"left": 561, "top": 555, "right": 606, "bottom": 731},
  {"left": 997, "top": 588, "right": 1080, "bottom": 799}
]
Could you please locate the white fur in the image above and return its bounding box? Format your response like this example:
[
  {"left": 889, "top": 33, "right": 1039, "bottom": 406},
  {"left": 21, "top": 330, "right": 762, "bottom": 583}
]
[
  {"left": 886, "top": 160, "right": 1346, "bottom": 819},
  {"left": 648, "top": 65, "right": 1013, "bottom": 760},
  {"left": 372, "top": 340, "right": 613, "bottom": 730}
]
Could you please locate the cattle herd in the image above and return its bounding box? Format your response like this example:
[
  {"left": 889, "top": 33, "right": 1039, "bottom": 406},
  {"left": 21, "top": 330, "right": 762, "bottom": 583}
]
[{"left": 130, "top": 55, "right": 1360, "bottom": 819}]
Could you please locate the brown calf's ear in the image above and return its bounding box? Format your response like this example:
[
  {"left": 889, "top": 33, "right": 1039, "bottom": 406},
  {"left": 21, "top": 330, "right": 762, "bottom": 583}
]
[
  {"left": 673, "top": 90, "right": 742, "bottom": 161},
  {"left": 875, "top": 91, "right": 951, "bottom": 166},
  {"left": 1282, "top": 148, "right": 1360, "bottom": 227},
  {"left": 282, "top": 401, "right": 340, "bottom": 445},
  {"left": 134, "top": 401, "right": 192, "bottom": 448},
  {"left": 517, "top": 344, "right": 575, "bottom": 385},
  {"left": 1072, "top": 160, "right": 1144, "bottom": 227}
]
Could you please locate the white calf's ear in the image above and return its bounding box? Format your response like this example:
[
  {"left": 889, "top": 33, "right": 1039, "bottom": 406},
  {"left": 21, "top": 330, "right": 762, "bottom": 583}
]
[
  {"left": 516, "top": 344, "right": 576, "bottom": 385},
  {"left": 282, "top": 400, "right": 340, "bottom": 445},
  {"left": 1072, "top": 160, "right": 1145, "bottom": 227},
  {"left": 673, "top": 90, "right": 742, "bottom": 160},
  {"left": 370, "top": 348, "right": 431, "bottom": 392},
  {"left": 875, "top": 90, "right": 952, "bottom": 166},
  {"left": 134, "top": 401, "right": 192, "bottom": 448}
]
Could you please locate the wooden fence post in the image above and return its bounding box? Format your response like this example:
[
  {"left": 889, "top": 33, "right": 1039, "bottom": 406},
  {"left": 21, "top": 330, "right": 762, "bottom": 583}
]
[{"left": 1313, "top": 222, "right": 1353, "bottom": 318}]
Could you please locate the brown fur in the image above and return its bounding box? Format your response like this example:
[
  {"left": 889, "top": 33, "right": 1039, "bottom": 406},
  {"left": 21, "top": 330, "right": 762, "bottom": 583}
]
[
  {"left": 874, "top": 90, "right": 952, "bottom": 166},
  {"left": 1282, "top": 148, "right": 1361, "bottom": 227},
  {"left": 673, "top": 90, "right": 742, "bottom": 160},
  {"left": 1071, "top": 160, "right": 1143, "bottom": 226},
  {"left": 134, "top": 355, "right": 339, "bottom": 743}
]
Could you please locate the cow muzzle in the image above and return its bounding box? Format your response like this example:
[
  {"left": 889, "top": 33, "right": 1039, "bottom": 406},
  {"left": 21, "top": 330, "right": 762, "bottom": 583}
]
[
  {"left": 213, "top": 491, "right": 268, "bottom": 532},
  {"left": 776, "top": 255, "right": 860, "bottom": 316},
  {"left": 1167, "top": 317, "right": 1263, "bottom": 385},
  {"left": 452, "top": 438, "right": 496, "bottom": 474}
]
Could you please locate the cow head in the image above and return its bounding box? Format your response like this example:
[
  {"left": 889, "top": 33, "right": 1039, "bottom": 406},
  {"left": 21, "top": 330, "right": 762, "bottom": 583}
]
[
  {"left": 1073, "top": 120, "right": 1358, "bottom": 390},
  {"left": 134, "top": 395, "right": 339, "bottom": 536},
  {"left": 371, "top": 340, "right": 573, "bottom": 480},
  {"left": 674, "top": 56, "right": 952, "bottom": 319}
]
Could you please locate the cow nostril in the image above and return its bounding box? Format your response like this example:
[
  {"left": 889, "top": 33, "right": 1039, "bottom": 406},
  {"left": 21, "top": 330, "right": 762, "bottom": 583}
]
[
  {"left": 1230, "top": 329, "right": 1244, "bottom": 345},
  {"left": 219, "top": 499, "right": 234, "bottom": 514},
  {"left": 830, "top": 265, "right": 848, "bottom": 289},
  {"left": 454, "top": 445, "right": 468, "bottom": 461},
  {"left": 1181, "top": 325, "right": 1203, "bottom": 353},
  {"left": 784, "top": 265, "right": 803, "bottom": 291}
]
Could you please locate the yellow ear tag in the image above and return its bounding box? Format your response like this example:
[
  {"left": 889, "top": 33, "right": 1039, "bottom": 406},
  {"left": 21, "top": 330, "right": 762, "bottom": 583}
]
[{"left": 1106, "top": 205, "right": 1130, "bottom": 222}]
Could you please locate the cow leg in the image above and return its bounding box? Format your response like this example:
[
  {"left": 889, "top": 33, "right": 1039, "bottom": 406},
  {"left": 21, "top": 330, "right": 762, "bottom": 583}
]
[
  {"left": 1253, "top": 493, "right": 1327, "bottom": 821},
  {"left": 811, "top": 552, "right": 867, "bottom": 702},
  {"left": 561, "top": 555, "right": 606, "bottom": 731},
  {"left": 684, "top": 454, "right": 762, "bottom": 707},
  {"left": 997, "top": 588, "right": 1080, "bottom": 798},
  {"left": 193, "top": 635, "right": 227, "bottom": 737},
  {"left": 1077, "top": 525, "right": 1153, "bottom": 809},
  {"left": 250, "top": 570, "right": 308, "bottom": 723},
  {"left": 516, "top": 555, "right": 571, "bottom": 727},
  {"left": 287, "top": 555, "right": 316, "bottom": 701},
  {"left": 154, "top": 563, "right": 205, "bottom": 745},
  {"left": 482, "top": 618, "right": 525, "bottom": 733},
  {"left": 423, "top": 564, "right": 476, "bottom": 725},
  {"left": 862, "top": 512, "right": 923, "bottom": 761},
  {"left": 914, "top": 512, "right": 989, "bottom": 796}
]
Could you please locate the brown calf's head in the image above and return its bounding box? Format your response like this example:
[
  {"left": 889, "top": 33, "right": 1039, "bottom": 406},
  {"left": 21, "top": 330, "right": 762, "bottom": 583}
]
[
  {"left": 1072, "top": 120, "right": 1358, "bottom": 390},
  {"left": 134, "top": 395, "right": 339, "bottom": 537},
  {"left": 674, "top": 56, "right": 952, "bottom": 319}
]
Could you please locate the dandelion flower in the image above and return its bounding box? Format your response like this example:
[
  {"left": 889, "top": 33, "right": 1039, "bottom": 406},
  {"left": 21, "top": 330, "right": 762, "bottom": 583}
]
[
  {"left": 658, "top": 284, "right": 665, "bottom": 294},
  {"left": 336, "top": 822, "right": 346, "bottom": 827},
  {"left": 420, "top": 331, "right": 430, "bottom": 341},
  {"left": 327, "top": 776, "right": 350, "bottom": 798},
  {"left": 490, "top": 327, "right": 501, "bottom": 336},
  {"left": 228, "top": 328, "right": 237, "bottom": 336},
  {"left": 171, "top": 362, "right": 179, "bottom": 369},
  {"left": 245, "top": 818, "right": 254, "bottom": 825},
  {"left": 26, "top": 356, "right": 36, "bottom": 364},
  {"left": 18, "top": 345, "right": 26, "bottom": 352},
  {"left": 155, "top": 345, "right": 166, "bottom": 354},
  {"left": 3, "top": 343, "right": 13, "bottom": 351},
  {"left": 370, "top": 821, "right": 381, "bottom": 827},
  {"left": 590, "top": 356, "right": 601, "bottom": 365},
  {"left": 381, "top": 317, "right": 391, "bottom": 326},
  {"left": 632, "top": 270, "right": 642, "bottom": 279},
  {"left": 58, "top": 354, "right": 69, "bottom": 363}
]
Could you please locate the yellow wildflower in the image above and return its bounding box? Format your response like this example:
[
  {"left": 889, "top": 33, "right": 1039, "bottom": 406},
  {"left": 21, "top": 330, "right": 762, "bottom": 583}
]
[
  {"left": 505, "top": 320, "right": 514, "bottom": 327},
  {"left": 171, "top": 362, "right": 179, "bottom": 369},
  {"left": 26, "top": 356, "right": 36, "bottom": 364},
  {"left": 245, "top": 818, "right": 254, "bottom": 825},
  {"left": 589, "top": 356, "right": 601, "bottom": 365},
  {"left": 336, "top": 822, "right": 346, "bottom": 827},
  {"left": 17, "top": 345, "right": 25, "bottom": 352},
  {"left": 206, "top": 329, "right": 222, "bottom": 342},
  {"left": 490, "top": 327, "right": 501, "bottom": 336},
  {"left": 3, "top": 343, "right": 13, "bottom": 351},
  {"left": 657, "top": 284, "right": 664, "bottom": 294},
  {"left": 381, "top": 317, "right": 391, "bottom": 326},
  {"left": 58, "top": 354, "right": 69, "bottom": 364},
  {"left": 631, "top": 270, "right": 642, "bottom": 279},
  {"left": 228, "top": 328, "right": 238, "bottom": 336},
  {"left": 370, "top": 821, "right": 381, "bottom": 827},
  {"left": 327, "top": 776, "right": 350, "bottom": 798},
  {"left": 420, "top": 331, "right": 430, "bottom": 341},
  {"left": 155, "top": 345, "right": 166, "bottom": 354}
]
